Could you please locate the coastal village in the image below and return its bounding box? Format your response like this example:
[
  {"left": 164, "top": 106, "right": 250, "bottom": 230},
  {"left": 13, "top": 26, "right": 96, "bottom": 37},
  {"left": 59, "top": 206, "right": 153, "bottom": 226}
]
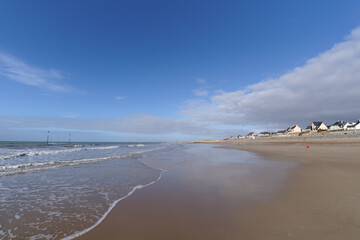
[{"left": 236, "top": 120, "right": 360, "bottom": 139}]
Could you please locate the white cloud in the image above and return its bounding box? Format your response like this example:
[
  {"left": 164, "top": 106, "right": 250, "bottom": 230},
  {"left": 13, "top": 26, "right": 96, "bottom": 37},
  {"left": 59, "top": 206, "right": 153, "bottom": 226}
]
[
  {"left": 0, "top": 52, "right": 72, "bottom": 91},
  {"left": 195, "top": 77, "right": 206, "bottom": 84},
  {"left": 181, "top": 26, "right": 360, "bottom": 129},
  {"left": 115, "top": 96, "right": 126, "bottom": 100},
  {"left": 192, "top": 89, "right": 209, "bottom": 97}
]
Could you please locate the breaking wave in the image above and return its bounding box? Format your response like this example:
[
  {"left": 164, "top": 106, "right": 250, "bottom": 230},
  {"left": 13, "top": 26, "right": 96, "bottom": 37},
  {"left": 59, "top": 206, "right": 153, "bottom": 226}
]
[{"left": 0, "top": 146, "right": 165, "bottom": 176}]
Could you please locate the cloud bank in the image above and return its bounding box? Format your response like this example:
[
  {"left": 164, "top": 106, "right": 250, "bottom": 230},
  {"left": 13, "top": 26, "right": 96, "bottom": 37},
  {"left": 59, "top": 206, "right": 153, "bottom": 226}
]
[
  {"left": 182, "top": 27, "right": 360, "bottom": 129},
  {"left": 0, "top": 53, "right": 72, "bottom": 91}
]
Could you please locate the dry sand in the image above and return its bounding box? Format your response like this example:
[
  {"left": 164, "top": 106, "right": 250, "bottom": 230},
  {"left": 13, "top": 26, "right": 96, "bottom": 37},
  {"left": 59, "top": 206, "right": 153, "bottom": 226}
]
[{"left": 77, "top": 141, "right": 360, "bottom": 240}]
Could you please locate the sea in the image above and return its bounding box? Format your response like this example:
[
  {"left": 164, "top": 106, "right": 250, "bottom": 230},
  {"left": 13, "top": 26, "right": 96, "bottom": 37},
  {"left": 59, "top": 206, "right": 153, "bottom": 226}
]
[{"left": 0, "top": 141, "right": 176, "bottom": 240}]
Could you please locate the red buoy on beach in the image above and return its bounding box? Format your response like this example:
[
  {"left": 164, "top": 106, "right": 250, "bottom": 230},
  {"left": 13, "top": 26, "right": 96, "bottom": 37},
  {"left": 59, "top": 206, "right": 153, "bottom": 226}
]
[{"left": 306, "top": 146, "right": 310, "bottom": 148}]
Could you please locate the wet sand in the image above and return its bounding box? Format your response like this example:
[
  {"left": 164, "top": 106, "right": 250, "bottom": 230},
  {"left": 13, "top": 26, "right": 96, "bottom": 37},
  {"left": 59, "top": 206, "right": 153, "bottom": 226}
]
[
  {"left": 219, "top": 142, "right": 360, "bottom": 239},
  {"left": 77, "top": 142, "right": 360, "bottom": 240}
]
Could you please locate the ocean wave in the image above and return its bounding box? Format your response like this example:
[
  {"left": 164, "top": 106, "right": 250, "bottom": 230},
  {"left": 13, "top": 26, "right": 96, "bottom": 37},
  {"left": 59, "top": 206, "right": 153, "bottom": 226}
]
[
  {"left": 0, "top": 154, "right": 130, "bottom": 175},
  {"left": 127, "top": 144, "right": 145, "bottom": 147},
  {"left": 84, "top": 145, "right": 120, "bottom": 150},
  {"left": 0, "top": 148, "right": 84, "bottom": 160},
  {"left": 0, "top": 145, "right": 121, "bottom": 161},
  {"left": 0, "top": 147, "right": 165, "bottom": 176}
]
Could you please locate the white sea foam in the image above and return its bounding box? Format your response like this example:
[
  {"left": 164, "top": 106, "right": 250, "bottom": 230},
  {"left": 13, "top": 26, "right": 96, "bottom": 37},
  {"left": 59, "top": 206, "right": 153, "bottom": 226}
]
[
  {"left": 0, "top": 155, "right": 123, "bottom": 175},
  {"left": 0, "top": 145, "right": 122, "bottom": 161},
  {"left": 7, "top": 229, "right": 16, "bottom": 239},
  {"left": 0, "top": 148, "right": 83, "bottom": 160},
  {"left": 62, "top": 170, "right": 165, "bottom": 240},
  {"left": 84, "top": 145, "right": 120, "bottom": 150},
  {"left": 29, "top": 234, "right": 54, "bottom": 240},
  {"left": 0, "top": 146, "right": 165, "bottom": 176},
  {"left": 128, "top": 144, "right": 145, "bottom": 147}
]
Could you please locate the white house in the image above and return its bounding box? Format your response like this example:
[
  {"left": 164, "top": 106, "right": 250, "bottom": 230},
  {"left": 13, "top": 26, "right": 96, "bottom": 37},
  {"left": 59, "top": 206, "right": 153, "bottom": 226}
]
[
  {"left": 343, "top": 122, "right": 351, "bottom": 130},
  {"left": 301, "top": 126, "right": 311, "bottom": 132},
  {"left": 246, "top": 132, "right": 257, "bottom": 139},
  {"left": 344, "top": 120, "right": 360, "bottom": 130},
  {"left": 259, "top": 132, "right": 271, "bottom": 136},
  {"left": 329, "top": 120, "right": 345, "bottom": 131},
  {"left": 286, "top": 125, "right": 302, "bottom": 133},
  {"left": 311, "top": 122, "right": 328, "bottom": 131}
]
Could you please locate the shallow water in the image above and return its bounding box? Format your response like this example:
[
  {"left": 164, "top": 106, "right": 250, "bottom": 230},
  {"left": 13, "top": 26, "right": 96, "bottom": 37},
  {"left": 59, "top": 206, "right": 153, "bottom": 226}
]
[
  {"left": 76, "top": 143, "right": 297, "bottom": 240},
  {"left": 0, "top": 143, "right": 295, "bottom": 240},
  {"left": 0, "top": 142, "right": 162, "bottom": 176},
  {"left": 0, "top": 142, "right": 173, "bottom": 240}
]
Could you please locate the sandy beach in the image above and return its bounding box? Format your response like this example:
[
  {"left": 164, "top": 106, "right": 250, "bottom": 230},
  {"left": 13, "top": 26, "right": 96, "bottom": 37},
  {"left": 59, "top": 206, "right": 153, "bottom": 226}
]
[
  {"left": 77, "top": 141, "right": 360, "bottom": 240},
  {"left": 219, "top": 142, "right": 360, "bottom": 239}
]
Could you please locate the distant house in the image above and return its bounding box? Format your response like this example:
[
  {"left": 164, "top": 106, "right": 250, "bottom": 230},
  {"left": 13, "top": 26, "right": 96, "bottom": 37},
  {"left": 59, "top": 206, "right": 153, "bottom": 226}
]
[
  {"left": 276, "top": 130, "right": 286, "bottom": 134},
  {"left": 343, "top": 122, "right": 352, "bottom": 130},
  {"left": 247, "top": 132, "right": 256, "bottom": 136},
  {"left": 344, "top": 120, "right": 360, "bottom": 130},
  {"left": 246, "top": 132, "right": 257, "bottom": 139},
  {"left": 259, "top": 132, "right": 271, "bottom": 136},
  {"left": 311, "top": 122, "right": 328, "bottom": 131},
  {"left": 329, "top": 120, "right": 345, "bottom": 131},
  {"left": 286, "top": 125, "right": 302, "bottom": 133},
  {"left": 354, "top": 121, "right": 360, "bottom": 130},
  {"left": 302, "top": 125, "right": 312, "bottom": 132}
]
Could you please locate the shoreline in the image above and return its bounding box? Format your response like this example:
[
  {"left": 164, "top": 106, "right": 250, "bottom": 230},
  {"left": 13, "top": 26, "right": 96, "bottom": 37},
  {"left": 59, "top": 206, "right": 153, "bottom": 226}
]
[
  {"left": 63, "top": 172, "right": 165, "bottom": 240},
  {"left": 76, "top": 141, "right": 360, "bottom": 240},
  {"left": 63, "top": 151, "right": 169, "bottom": 240},
  {"left": 187, "top": 135, "right": 360, "bottom": 144}
]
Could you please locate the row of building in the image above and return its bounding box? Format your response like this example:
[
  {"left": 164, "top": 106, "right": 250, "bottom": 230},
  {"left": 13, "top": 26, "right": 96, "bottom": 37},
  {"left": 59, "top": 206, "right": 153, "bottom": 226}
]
[{"left": 240, "top": 120, "right": 360, "bottom": 139}]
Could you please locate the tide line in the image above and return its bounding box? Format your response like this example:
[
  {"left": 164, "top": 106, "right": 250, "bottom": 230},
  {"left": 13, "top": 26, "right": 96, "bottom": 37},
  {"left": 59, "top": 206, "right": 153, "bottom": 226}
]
[{"left": 61, "top": 170, "right": 164, "bottom": 240}]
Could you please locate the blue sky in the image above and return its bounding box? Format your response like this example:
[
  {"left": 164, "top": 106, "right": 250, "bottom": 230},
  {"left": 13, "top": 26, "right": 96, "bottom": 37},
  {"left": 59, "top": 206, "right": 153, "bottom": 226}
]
[{"left": 1, "top": 0, "right": 360, "bottom": 141}]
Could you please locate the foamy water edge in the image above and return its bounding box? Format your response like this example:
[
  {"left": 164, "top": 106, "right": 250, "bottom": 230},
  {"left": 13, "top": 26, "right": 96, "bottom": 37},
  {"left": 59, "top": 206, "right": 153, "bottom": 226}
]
[{"left": 61, "top": 167, "right": 167, "bottom": 240}]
